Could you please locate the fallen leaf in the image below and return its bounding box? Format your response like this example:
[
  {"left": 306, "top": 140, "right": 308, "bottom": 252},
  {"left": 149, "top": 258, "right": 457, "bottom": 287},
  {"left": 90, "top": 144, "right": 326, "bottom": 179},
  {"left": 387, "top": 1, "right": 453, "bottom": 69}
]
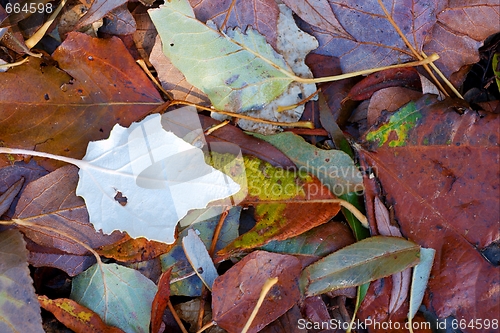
[
  {"left": 198, "top": 114, "right": 296, "bottom": 169},
  {"left": 408, "top": 248, "right": 435, "bottom": 321},
  {"left": 0, "top": 177, "right": 24, "bottom": 216},
  {"left": 298, "top": 0, "right": 499, "bottom": 85},
  {"left": 347, "top": 68, "right": 421, "bottom": 101},
  {"left": 150, "top": 268, "right": 172, "bottom": 333},
  {"left": 252, "top": 132, "right": 363, "bottom": 195},
  {"left": 216, "top": 156, "right": 340, "bottom": 258},
  {"left": 96, "top": 234, "right": 173, "bottom": 263},
  {"left": 71, "top": 263, "right": 158, "bottom": 333},
  {"left": 161, "top": 207, "right": 240, "bottom": 297},
  {"left": 0, "top": 229, "right": 44, "bottom": 333},
  {"left": 75, "top": 113, "right": 240, "bottom": 243},
  {"left": 148, "top": 0, "right": 294, "bottom": 112},
  {"left": 26, "top": 238, "right": 95, "bottom": 277},
  {"left": 99, "top": 4, "right": 136, "bottom": 36},
  {"left": 182, "top": 229, "right": 218, "bottom": 290},
  {"left": 0, "top": 160, "right": 48, "bottom": 218},
  {"left": 38, "top": 295, "right": 125, "bottom": 333},
  {"left": 260, "top": 305, "right": 306, "bottom": 333},
  {"left": 366, "top": 87, "right": 423, "bottom": 127},
  {"left": 76, "top": 0, "right": 127, "bottom": 29},
  {"left": 281, "top": 0, "right": 351, "bottom": 40},
  {"left": 14, "top": 165, "right": 124, "bottom": 255},
  {"left": 259, "top": 221, "right": 355, "bottom": 260},
  {"left": 212, "top": 251, "right": 302, "bottom": 333},
  {"left": 300, "top": 236, "right": 421, "bottom": 297},
  {"left": 190, "top": 0, "right": 280, "bottom": 49},
  {"left": 358, "top": 94, "right": 499, "bottom": 325},
  {"left": 0, "top": 32, "right": 163, "bottom": 169}
]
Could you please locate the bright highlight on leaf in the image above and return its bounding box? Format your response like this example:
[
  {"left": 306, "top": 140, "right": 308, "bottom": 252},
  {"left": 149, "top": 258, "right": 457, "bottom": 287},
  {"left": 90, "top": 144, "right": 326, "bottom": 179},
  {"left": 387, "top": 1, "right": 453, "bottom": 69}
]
[{"left": 76, "top": 113, "right": 240, "bottom": 244}]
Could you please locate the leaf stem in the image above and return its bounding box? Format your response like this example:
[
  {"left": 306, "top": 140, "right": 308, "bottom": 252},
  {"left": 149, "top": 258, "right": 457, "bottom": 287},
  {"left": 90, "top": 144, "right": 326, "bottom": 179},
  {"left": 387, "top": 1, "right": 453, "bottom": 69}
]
[
  {"left": 0, "top": 147, "right": 83, "bottom": 167},
  {"left": 169, "top": 100, "right": 315, "bottom": 128},
  {"left": 11, "top": 218, "right": 102, "bottom": 265},
  {"left": 295, "top": 54, "right": 440, "bottom": 84},
  {"left": 241, "top": 277, "right": 279, "bottom": 333}
]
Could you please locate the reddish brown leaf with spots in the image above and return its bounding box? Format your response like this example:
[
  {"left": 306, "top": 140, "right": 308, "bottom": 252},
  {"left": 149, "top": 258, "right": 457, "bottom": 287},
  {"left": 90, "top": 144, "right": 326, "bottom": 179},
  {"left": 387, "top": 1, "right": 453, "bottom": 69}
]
[
  {"left": 0, "top": 32, "right": 163, "bottom": 170},
  {"left": 357, "top": 94, "right": 499, "bottom": 325},
  {"left": 212, "top": 251, "right": 302, "bottom": 333}
]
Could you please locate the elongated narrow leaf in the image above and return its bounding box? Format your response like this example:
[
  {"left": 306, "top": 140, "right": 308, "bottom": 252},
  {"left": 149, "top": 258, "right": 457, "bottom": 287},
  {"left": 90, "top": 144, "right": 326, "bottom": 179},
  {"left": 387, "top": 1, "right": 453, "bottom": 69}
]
[
  {"left": 409, "top": 248, "right": 435, "bottom": 320},
  {"left": 253, "top": 132, "right": 363, "bottom": 195},
  {"left": 300, "top": 236, "right": 420, "bottom": 297},
  {"left": 0, "top": 230, "right": 44, "bottom": 333},
  {"left": 71, "top": 263, "right": 157, "bottom": 333},
  {"left": 148, "top": 0, "right": 294, "bottom": 111},
  {"left": 182, "top": 229, "right": 218, "bottom": 290}
]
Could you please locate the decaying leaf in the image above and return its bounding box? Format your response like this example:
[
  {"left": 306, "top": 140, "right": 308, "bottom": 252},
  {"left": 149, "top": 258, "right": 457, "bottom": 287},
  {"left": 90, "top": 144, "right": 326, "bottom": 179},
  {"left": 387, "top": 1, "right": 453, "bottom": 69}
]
[
  {"left": 76, "top": 113, "right": 240, "bottom": 244},
  {"left": 38, "top": 296, "right": 125, "bottom": 333}
]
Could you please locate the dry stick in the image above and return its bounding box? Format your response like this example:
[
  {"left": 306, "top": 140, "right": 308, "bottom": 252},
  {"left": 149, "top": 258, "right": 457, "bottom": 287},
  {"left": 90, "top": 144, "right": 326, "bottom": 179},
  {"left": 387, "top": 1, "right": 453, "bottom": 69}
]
[
  {"left": 26, "top": 0, "right": 68, "bottom": 49},
  {"left": 169, "top": 100, "right": 315, "bottom": 129},
  {"left": 167, "top": 300, "right": 190, "bottom": 333},
  {"left": 376, "top": 0, "right": 463, "bottom": 99},
  {"left": 220, "top": 0, "right": 237, "bottom": 31},
  {"left": 241, "top": 277, "right": 279, "bottom": 333},
  {"left": 0, "top": 57, "right": 29, "bottom": 70},
  {"left": 136, "top": 59, "right": 174, "bottom": 100}
]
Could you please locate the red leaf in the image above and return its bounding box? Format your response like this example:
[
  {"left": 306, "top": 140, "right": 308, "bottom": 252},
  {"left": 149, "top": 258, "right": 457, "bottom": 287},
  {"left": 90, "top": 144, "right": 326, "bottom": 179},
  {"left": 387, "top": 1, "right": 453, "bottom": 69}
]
[{"left": 150, "top": 268, "right": 173, "bottom": 333}]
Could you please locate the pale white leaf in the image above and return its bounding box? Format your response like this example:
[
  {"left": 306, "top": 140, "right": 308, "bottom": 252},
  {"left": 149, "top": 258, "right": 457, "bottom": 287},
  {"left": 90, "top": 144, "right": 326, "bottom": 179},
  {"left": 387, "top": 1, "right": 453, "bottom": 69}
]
[{"left": 76, "top": 113, "right": 240, "bottom": 244}]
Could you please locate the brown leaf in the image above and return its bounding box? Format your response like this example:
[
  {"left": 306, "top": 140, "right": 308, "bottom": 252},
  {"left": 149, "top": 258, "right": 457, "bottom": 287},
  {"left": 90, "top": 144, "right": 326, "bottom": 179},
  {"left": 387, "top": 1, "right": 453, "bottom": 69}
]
[
  {"left": 99, "top": 4, "right": 136, "bottom": 36},
  {"left": 212, "top": 251, "right": 302, "bottom": 333},
  {"left": 0, "top": 32, "right": 163, "bottom": 169},
  {"left": 76, "top": 0, "right": 128, "bottom": 29},
  {"left": 260, "top": 305, "right": 306, "bottom": 333},
  {"left": 0, "top": 177, "right": 24, "bottom": 216},
  {"left": 14, "top": 165, "right": 125, "bottom": 255},
  {"left": 282, "top": 0, "right": 352, "bottom": 40},
  {"left": 299, "top": 0, "right": 499, "bottom": 86},
  {"left": 190, "top": 0, "right": 280, "bottom": 49},
  {"left": 348, "top": 68, "right": 421, "bottom": 102},
  {"left": 26, "top": 238, "right": 95, "bottom": 277},
  {"left": 0, "top": 160, "right": 48, "bottom": 219},
  {"left": 199, "top": 115, "right": 296, "bottom": 169},
  {"left": 97, "top": 234, "right": 173, "bottom": 263},
  {"left": 150, "top": 268, "right": 172, "bottom": 333},
  {"left": 366, "top": 87, "right": 423, "bottom": 128},
  {"left": 38, "top": 295, "right": 125, "bottom": 333},
  {"left": 358, "top": 95, "right": 499, "bottom": 325}
]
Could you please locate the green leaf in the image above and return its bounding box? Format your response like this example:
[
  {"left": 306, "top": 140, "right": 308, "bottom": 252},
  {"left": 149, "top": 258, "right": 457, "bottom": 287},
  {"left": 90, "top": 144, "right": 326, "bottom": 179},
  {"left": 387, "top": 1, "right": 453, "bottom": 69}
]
[
  {"left": 408, "top": 248, "right": 435, "bottom": 321},
  {"left": 0, "top": 229, "right": 44, "bottom": 333},
  {"left": 70, "top": 263, "right": 157, "bottom": 333},
  {"left": 252, "top": 132, "right": 363, "bottom": 195},
  {"left": 148, "top": 0, "right": 294, "bottom": 111},
  {"left": 300, "top": 236, "right": 420, "bottom": 297},
  {"left": 365, "top": 101, "right": 423, "bottom": 147}
]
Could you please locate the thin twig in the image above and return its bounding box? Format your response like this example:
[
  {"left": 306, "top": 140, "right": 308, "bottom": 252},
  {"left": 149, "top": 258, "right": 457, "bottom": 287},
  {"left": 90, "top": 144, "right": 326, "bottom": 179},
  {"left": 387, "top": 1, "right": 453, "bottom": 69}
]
[
  {"left": 169, "top": 100, "right": 315, "bottom": 128},
  {"left": 241, "top": 277, "right": 279, "bottom": 333},
  {"left": 167, "top": 300, "right": 190, "bottom": 333}
]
